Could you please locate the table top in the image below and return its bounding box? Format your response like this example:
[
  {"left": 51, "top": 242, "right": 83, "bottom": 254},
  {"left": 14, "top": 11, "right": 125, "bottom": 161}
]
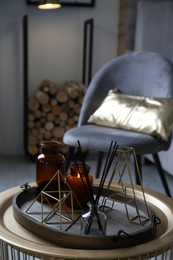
[{"left": 0, "top": 182, "right": 173, "bottom": 259}]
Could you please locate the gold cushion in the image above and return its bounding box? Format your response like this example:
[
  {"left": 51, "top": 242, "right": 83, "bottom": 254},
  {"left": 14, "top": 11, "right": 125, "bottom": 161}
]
[{"left": 87, "top": 89, "right": 173, "bottom": 141}]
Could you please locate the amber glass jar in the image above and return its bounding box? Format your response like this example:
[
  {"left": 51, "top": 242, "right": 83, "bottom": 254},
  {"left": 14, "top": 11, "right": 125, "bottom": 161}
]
[
  {"left": 66, "top": 164, "right": 93, "bottom": 209},
  {"left": 36, "top": 141, "right": 65, "bottom": 194}
]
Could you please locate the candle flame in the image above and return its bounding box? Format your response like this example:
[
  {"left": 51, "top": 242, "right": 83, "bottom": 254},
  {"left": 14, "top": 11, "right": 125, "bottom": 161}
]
[{"left": 77, "top": 173, "right": 80, "bottom": 178}]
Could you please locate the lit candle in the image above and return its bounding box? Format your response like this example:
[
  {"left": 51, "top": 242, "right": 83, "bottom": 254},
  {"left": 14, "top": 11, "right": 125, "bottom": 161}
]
[{"left": 66, "top": 164, "right": 93, "bottom": 209}]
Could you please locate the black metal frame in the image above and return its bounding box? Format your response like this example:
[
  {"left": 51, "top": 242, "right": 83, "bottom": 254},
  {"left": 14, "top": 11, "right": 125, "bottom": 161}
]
[
  {"left": 82, "top": 18, "right": 94, "bottom": 86},
  {"left": 27, "top": 0, "right": 95, "bottom": 7},
  {"left": 23, "top": 15, "right": 29, "bottom": 157}
]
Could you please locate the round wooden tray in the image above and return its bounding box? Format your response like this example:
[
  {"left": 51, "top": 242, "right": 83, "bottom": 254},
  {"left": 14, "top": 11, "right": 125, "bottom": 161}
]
[
  {"left": 12, "top": 183, "right": 158, "bottom": 249},
  {"left": 1, "top": 183, "right": 173, "bottom": 259}
]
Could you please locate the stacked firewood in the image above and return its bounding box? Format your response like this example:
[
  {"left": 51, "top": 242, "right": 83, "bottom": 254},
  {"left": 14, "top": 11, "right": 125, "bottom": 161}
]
[{"left": 27, "top": 79, "right": 85, "bottom": 157}]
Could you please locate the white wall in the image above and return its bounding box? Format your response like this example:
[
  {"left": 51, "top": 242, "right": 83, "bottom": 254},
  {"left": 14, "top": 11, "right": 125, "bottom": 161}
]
[{"left": 0, "top": 0, "right": 119, "bottom": 155}]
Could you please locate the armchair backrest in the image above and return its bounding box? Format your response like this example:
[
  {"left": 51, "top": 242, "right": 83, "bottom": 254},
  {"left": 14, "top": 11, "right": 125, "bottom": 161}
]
[{"left": 78, "top": 51, "right": 173, "bottom": 126}]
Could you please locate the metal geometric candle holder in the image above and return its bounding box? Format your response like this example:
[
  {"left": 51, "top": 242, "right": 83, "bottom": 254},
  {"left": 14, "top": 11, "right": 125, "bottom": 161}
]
[
  {"left": 25, "top": 170, "right": 83, "bottom": 230},
  {"left": 105, "top": 146, "right": 150, "bottom": 225}
]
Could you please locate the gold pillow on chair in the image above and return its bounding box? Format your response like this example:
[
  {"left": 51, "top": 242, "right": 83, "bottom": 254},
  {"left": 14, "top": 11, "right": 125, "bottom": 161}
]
[{"left": 87, "top": 89, "right": 173, "bottom": 141}]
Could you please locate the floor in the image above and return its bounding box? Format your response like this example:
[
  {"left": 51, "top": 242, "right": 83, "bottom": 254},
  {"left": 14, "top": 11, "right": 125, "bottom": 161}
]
[{"left": 0, "top": 151, "right": 172, "bottom": 197}]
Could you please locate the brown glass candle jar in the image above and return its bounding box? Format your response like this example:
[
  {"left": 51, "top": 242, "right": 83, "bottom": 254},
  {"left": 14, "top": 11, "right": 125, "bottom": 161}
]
[
  {"left": 36, "top": 141, "right": 65, "bottom": 197},
  {"left": 66, "top": 163, "right": 93, "bottom": 209}
]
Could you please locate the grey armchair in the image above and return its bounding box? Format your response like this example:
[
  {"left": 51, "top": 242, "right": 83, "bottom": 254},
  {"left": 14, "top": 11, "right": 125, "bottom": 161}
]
[{"left": 63, "top": 51, "right": 173, "bottom": 197}]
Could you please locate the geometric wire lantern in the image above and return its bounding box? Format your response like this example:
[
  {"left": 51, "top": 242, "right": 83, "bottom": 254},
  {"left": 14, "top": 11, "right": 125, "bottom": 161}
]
[{"left": 25, "top": 170, "right": 83, "bottom": 230}]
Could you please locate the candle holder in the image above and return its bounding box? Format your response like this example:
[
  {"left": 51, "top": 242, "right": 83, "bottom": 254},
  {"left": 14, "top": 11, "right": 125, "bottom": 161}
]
[{"left": 66, "top": 163, "right": 93, "bottom": 209}]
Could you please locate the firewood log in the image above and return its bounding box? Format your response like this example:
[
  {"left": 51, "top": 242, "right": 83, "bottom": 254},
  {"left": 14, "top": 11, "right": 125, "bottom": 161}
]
[
  {"left": 28, "top": 121, "right": 35, "bottom": 129},
  {"left": 42, "top": 104, "right": 51, "bottom": 113},
  {"left": 59, "top": 112, "right": 68, "bottom": 122},
  {"left": 50, "top": 98, "right": 57, "bottom": 107},
  {"left": 28, "top": 145, "right": 38, "bottom": 156},
  {"left": 36, "top": 90, "right": 49, "bottom": 105},
  {"left": 44, "top": 131, "right": 52, "bottom": 140},
  {"left": 33, "top": 110, "right": 42, "bottom": 118},
  {"left": 56, "top": 89, "right": 68, "bottom": 103},
  {"left": 47, "top": 112, "right": 55, "bottom": 121},
  {"left": 45, "top": 121, "right": 54, "bottom": 131},
  {"left": 52, "top": 105, "right": 61, "bottom": 116},
  {"left": 28, "top": 98, "right": 39, "bottom": 111},
  {"left": 53, "top": 126, "right": 65, "bottom": 139},
  {"left": 28, "top": 135, "right": 38, "bottom": 145},
  {"left": 49, "top": 82, "right": 57, "bottom": 95}
]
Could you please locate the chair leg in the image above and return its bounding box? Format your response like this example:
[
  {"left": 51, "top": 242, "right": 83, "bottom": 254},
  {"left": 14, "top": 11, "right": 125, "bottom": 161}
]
[
  {"left": 95, "top": 151, "right": 104, "bottom": 178},
  {"left": 152, "top": 153, "right": 171, "bottom": 197},
  {"left": 135, "top": 155, "right": 142, "bottom": 185},
  {"left": 65, "top": 146, "right": 75, "bottom": 175}
]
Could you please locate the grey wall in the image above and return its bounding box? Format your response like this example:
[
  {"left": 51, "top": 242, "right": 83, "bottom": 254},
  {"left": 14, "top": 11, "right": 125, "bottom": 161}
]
[
  {"left": 0, "top": 0, "right": 119, "bottom": 155},
  {"left": 134, "top": 0, "right": 173, "bottom": 175},
  {"left": 135, "top": 0, "right": 173, "bottom": 61}
]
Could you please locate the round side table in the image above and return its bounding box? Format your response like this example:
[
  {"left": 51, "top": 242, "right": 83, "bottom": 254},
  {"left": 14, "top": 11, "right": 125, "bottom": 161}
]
[{"left": 0, "top": 183, "right": 173, "bottom": 260}]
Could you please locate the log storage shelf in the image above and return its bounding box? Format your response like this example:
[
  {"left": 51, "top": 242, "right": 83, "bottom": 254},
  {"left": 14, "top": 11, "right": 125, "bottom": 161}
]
[{"left": 27, "top": 79, "right": 85, "bottom": 157}]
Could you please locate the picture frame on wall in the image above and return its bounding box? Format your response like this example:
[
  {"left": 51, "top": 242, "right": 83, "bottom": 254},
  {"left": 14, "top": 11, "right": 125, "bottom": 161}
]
[{"left": 27, "top": 0, "right": 95, "bottom": 7}]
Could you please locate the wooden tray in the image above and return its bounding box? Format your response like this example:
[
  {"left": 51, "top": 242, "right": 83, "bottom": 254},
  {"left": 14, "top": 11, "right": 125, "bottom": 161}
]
[{"left": 12, "top": 184, "right": 158, "bottom": 249}]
